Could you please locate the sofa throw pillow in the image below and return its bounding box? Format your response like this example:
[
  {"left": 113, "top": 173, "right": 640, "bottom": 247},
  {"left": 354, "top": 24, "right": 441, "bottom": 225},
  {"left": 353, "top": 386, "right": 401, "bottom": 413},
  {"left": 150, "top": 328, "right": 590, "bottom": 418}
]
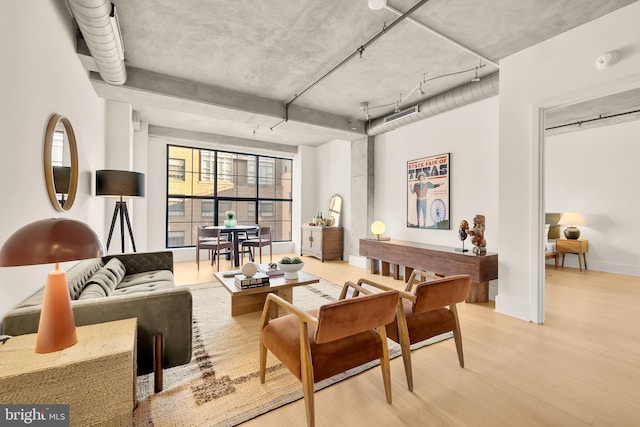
[
  {"left": 78, "top": 283, "right": 108, "bottom": 300},
  {"left": 104, "top": 257, "right": 126, "bottom": 283},
  {"left": 544, "top": 224, "right": 551, "bottom": 240},
  {"left": 84, "top": 266, "right": 120, "bottom": 296}
]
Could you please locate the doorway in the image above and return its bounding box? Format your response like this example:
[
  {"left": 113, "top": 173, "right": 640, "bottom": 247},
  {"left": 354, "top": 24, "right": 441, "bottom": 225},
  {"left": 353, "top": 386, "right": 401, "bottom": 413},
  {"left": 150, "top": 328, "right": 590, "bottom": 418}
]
[{"left": 534, "top": 77, "right": 640, "bottom": 323}]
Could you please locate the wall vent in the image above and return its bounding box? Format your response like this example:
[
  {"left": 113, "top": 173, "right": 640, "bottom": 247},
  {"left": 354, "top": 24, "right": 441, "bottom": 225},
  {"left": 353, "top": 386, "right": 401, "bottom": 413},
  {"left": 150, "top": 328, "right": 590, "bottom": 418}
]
[{"left": 384, "top": 105, "right": 420, "bottom": 123}]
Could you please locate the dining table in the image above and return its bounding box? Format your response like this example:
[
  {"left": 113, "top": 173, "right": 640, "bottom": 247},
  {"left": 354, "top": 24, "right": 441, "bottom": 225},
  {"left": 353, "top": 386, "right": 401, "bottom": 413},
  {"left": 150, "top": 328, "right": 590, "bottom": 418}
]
[{"left": 207, "top": 224, "right": 259, "bottom": 267}]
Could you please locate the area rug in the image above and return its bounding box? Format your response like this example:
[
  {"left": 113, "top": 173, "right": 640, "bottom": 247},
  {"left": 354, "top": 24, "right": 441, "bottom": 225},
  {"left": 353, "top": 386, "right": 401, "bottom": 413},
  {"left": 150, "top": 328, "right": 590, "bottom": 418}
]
[{"left": 133, "top": 280, "right": 452, "bottom": 426}]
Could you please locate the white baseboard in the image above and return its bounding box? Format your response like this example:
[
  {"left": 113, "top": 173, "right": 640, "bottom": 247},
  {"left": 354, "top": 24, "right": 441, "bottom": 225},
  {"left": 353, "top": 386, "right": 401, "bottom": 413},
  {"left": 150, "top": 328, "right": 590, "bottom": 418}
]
[
  {"left": 494, "top": 294, "right": 531, "bottom": 322},
  {"left": 349, "top": 255, "right": 368, "bottom": 269}
]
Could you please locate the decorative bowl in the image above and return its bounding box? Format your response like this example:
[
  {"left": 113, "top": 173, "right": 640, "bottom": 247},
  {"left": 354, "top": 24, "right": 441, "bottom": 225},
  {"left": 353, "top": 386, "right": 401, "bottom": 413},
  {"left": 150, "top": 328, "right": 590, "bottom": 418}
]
[{"left": 278, "top": 262, "right": 304, "bottom": 279}]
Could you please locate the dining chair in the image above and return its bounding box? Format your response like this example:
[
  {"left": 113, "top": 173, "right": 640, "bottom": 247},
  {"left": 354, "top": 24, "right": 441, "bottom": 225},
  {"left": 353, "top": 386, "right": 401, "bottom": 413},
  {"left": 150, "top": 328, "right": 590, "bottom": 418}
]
[
  {"left": 240, "top": 225, "right": 272, "bottom": 264},
  {"left": 196, "top": 227, "right": 233, "bottom": 271},
  {"left": 259, "top": 282, "right": 400, "bottom": 427},
  {"left": 357, "top": 272, "right": 471, "bottom": 392}
]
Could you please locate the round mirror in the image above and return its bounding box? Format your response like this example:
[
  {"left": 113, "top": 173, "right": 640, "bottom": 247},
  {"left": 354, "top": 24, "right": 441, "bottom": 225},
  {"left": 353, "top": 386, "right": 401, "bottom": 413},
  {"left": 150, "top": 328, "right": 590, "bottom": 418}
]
[
  {"left": 44, "top": 114, "right": 78, "bottom": 212},
  {"left": 328, "top": 194, "right": 342, "bottom": 227}
]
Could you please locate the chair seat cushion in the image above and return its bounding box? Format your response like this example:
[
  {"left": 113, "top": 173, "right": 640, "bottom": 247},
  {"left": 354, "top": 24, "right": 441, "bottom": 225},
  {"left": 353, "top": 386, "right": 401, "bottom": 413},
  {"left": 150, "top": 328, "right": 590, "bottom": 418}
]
[
  {"left": 386, "top": 299, "right": 455, "bottom": 344},
  {"left": 262, "top": 309, "right": 383, "bottom": 382}
]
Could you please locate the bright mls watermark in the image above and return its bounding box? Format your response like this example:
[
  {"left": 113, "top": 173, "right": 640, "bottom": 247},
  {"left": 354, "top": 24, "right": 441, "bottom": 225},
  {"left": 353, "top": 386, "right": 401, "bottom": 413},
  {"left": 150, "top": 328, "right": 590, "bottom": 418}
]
[{"left": 1, "top": 405, "right": 69, "bottom": 426}]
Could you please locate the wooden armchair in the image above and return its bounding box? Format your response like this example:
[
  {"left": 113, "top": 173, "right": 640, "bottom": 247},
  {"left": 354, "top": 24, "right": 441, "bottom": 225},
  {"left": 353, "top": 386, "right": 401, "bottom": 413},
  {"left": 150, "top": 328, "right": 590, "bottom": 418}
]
[
  {"left": 259, "top": 283, "right": 400, "bottom": 427},
  {"left": 357, "top": 272, "right": 471, "bottom": 392}
]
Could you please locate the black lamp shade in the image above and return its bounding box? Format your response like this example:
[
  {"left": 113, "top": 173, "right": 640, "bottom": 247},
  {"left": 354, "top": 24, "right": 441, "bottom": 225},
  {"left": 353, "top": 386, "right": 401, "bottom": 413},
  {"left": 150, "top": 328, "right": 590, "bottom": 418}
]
[
  {"left": 96, "top": 170, "right": 145, "bottom": 198},
  {"left": 53, "top": 166, "right": 71, "bottom": 193}
]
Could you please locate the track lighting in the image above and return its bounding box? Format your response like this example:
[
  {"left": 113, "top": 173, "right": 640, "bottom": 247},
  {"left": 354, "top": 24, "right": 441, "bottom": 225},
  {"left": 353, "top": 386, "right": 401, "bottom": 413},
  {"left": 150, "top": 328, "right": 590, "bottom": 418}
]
[
  {"left": 270, "top": 120, "right": 285, "bottom": 131},
  {"left": 348, "top": 63, "right": 487, "bottom": 122},
  {"left": 418, "top": 82, "right": 425, "bottom": 96},
  {"left": 471, "top": 66, "right": 480, "bottom": 82},
  {"left": 368, "top": 0, "right": 387, "bottom": 10},
  {"left": 349, "top": 102, "right": 371, "bottom": 130}
]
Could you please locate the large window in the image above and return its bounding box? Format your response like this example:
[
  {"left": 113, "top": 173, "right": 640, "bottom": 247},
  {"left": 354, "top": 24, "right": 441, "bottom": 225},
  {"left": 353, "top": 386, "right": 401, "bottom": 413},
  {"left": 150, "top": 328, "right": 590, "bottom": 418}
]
[
  {"left": 166, "top": 145, "right": 293, "bottom": 248},
  {"left": 169, "top": 158, "right": 186, "bottom": 181}
]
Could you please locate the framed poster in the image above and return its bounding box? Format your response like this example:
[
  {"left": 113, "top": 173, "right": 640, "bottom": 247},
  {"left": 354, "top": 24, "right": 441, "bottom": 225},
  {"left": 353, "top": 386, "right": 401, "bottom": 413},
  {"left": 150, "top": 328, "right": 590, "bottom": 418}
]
[{"left": 407, "top": 153, "right": 450, "bottom": 229}]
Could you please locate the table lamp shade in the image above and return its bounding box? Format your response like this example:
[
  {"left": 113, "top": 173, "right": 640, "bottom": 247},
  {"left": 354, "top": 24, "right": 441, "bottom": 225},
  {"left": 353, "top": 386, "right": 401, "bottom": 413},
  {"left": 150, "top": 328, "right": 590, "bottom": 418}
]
[
  {"left": 0, "top": 218, "right": 105, "bottom": 353},
  {"left": 0, "top": 218, "right": 104, "bottom": 267},
  {"left": 558, "top": 212, "right": 586, "bottom": 226},
  {"left": 558, "top": 212, "right": 586, "bottom": 239},
  {"left": 96, "top": 169, "right": 145, "bottom": 198},
  {"left": 371, "top": 221, "right": 386, "bottom": 237}
]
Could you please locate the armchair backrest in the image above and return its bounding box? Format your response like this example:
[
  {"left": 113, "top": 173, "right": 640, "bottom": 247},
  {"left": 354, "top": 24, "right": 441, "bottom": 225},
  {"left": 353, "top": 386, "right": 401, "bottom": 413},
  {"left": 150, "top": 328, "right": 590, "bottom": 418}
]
[
  {"left": 412, "top": 274, "right": 471, "bottom": 313},
  {"left": 314, "top": 290, "right": 399, "bottom": 344}
]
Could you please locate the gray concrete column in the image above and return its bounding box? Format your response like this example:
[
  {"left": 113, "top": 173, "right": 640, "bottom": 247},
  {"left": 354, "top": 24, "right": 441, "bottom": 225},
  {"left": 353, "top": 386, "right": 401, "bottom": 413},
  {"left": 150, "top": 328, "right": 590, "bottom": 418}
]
[{"left": 348, "top": 136, "right": 374, "bottom": 264}]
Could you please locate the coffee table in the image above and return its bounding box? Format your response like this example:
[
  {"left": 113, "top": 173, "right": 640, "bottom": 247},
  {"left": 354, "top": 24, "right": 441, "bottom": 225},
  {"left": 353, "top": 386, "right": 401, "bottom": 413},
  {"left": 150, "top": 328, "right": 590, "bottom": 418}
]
[{"left": 214, "top": 267, "right": 320, "bottom": 317}]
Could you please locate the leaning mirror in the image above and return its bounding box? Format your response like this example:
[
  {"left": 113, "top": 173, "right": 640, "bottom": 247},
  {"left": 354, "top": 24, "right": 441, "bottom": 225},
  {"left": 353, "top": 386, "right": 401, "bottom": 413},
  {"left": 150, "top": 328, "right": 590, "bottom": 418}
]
[
  {"left": 44, "top": 114, "right": 78, "bottom": 212},
  {"left": 327, "top": 194, "right": 342, "bottom": 227}
]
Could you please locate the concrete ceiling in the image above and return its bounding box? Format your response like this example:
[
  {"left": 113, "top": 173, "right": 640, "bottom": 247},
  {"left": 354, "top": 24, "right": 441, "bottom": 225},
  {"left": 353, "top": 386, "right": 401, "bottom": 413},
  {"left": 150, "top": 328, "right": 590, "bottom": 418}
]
[{"left": 84, "top": 0, "right": 637, "bottom": 147}]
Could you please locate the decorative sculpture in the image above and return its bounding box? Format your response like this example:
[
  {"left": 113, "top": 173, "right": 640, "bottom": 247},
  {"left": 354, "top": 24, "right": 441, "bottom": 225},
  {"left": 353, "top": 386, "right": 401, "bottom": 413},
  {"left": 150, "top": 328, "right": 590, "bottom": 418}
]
[
  {"left": 467, "top": 214, "right": 487, "bottom": 255},
  {"left": 456, "top": 220, "right": 469, "bottom": 252}
]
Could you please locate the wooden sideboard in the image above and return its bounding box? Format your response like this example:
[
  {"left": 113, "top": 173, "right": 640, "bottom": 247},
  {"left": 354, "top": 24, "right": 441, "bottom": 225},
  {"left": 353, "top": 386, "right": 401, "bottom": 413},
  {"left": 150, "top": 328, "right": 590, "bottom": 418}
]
[
  {"left": 301, "top": 225, "right": 343, "bottom": 261},
  {"left": 359, "top": 238, "right": 498, "bottom": 303}
]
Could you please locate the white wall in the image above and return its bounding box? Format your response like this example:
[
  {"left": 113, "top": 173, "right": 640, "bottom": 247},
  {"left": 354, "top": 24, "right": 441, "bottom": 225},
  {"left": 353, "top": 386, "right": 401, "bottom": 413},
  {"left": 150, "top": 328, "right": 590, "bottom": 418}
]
[
  {"left": 546, "top": 120, "right": 640, "bottom": 275},
  {"left": 370, "top": 96, "right": 500, "bottom": 296},
  {"left": 498, "top": 1, "right": 640, "bottom": 321},
  {"left": 0, "top": 1, "right": 106, "bottom": 318},
  {"left": 315, "top": 139, "right": 351, "bottom": 256},
  {"left": 373, "top": 97, "right": 499, "bottom": 248}
]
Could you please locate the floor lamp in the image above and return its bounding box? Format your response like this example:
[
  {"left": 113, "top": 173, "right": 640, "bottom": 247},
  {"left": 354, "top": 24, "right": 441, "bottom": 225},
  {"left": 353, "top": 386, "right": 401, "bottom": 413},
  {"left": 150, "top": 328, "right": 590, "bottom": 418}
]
[{"left": 96, "top": 169, "right": 145, "bottom": 253}]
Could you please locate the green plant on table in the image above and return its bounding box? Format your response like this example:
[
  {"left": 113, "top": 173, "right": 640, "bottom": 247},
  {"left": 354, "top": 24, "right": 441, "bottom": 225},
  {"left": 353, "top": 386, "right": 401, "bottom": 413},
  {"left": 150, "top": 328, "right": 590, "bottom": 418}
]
[{"left": 279, "top": 256, "right": 302, "bottom": 264}]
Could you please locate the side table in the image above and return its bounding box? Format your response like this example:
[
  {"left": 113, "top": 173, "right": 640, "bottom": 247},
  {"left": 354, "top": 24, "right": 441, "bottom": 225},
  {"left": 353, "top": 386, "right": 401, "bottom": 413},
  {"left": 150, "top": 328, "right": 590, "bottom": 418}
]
[
  {"left": 556, "top": 238, "right": 589, "bottom": 272},
  {"left": 0, "top": 318, "right": 137, "bottom": 426}
]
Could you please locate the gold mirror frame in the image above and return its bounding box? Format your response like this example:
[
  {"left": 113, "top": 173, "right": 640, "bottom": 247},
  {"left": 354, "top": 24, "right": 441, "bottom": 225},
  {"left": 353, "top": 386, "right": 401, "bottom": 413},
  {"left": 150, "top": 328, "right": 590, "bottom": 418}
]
[{"left": 44, "top": 114, "right": 78, "bottom": 212}]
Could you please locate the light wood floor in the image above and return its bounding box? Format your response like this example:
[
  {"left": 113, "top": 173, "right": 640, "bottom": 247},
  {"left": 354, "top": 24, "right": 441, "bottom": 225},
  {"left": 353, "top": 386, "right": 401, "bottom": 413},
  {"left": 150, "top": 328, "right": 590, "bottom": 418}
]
[{"left": 174, "top": 254, "right": 640, "bottom": 426}]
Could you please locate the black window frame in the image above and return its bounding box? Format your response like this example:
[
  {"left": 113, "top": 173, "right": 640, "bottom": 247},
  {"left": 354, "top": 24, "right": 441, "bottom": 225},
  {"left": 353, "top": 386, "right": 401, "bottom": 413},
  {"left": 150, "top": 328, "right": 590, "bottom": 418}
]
[{"left": 165, "top": 144, "right": 293, "bottom": 248}]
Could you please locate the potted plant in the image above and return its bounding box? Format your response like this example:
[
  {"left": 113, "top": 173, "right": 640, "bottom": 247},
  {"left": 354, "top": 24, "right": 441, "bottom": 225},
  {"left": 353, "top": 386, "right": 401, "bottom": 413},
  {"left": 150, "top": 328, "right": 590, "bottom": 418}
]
[
  {"left": 278, "top": 256, "right": 304, "bottom": 279},
  {"left": 224, "top": 210, "right": 237, "bottom": 228}
]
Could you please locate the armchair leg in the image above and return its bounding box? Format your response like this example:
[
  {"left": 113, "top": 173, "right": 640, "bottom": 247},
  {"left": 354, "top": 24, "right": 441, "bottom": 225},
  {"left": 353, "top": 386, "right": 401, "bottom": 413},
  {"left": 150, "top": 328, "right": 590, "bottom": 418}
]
[
  {"left": 154, "top": 334, "right": 164, "bottom": 393},
  {"left": 259, "top": 340, "right": 267, "bottom": 383},
  {"left": 396, "top": 307, "right": 413, "bottom": 391},
  {"left": 378, "top": 328, "right": 393, "bottom": 404},
  {"left": 300, "top": 323, "right": 315, "bottom": 427},
  {"left": 450, "top": 304, "right": 465, "bottom": 368}
]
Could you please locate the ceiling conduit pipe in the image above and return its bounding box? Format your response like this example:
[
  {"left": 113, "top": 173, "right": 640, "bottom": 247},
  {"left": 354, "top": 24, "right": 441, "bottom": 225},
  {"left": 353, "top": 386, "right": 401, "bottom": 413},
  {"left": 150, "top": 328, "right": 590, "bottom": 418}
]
[
  {"left": 67, "top": 0, "right": 127, "bottom": 85},
  {"left": 366, "top": 72, "right": 499, "bottom": 135}
]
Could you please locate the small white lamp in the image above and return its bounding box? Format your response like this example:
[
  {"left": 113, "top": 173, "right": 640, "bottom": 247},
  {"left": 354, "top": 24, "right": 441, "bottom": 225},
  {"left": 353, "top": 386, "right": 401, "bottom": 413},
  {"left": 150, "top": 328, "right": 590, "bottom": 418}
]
[
  {"left": 371, "top": 221, "right": 386, "bottom": 240},
  {"left": 558, "top": 212, "right": 586, "bottom": 239}
]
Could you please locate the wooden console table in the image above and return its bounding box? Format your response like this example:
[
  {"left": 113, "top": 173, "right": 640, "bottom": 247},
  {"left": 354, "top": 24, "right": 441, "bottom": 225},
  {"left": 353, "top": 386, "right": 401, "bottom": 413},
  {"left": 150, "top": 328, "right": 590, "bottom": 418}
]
[{"left": 359, "top": 238, "right": 498, "bottom": 303}]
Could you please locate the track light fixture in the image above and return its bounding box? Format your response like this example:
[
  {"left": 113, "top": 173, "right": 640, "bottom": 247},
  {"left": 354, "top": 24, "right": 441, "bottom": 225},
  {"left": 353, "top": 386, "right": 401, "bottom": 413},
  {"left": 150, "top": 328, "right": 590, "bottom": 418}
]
[
  {"left": 347, "top": 63, "right": 488, "bottom": 124},
  {"left": 471, "top": 67, "right": 480, "bottom": 82},
  {"left": 270, "top": 120, "right": 285, "bottom": 131},
  {"left": 471, "top": 60, "right": 483, "bottom": 82},
  {"left": 349, "top": 102, "right": 372, "bottom": 130},
  {"left": 368, "top": 0, "right": 387, "bottom": 10}
]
